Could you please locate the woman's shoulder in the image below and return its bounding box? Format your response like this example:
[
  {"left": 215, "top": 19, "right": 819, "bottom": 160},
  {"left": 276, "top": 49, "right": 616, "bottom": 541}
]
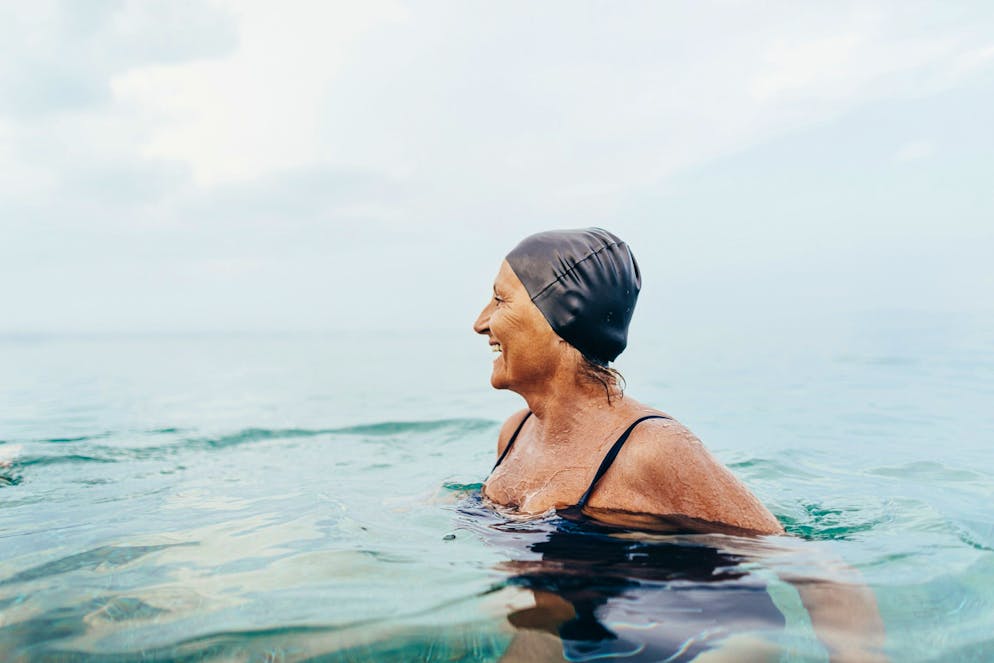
[
  {"left": 613, "top": 399, "right": 687, "bottom": 437},
  {"left": 595, "top": 400, "right": 704, "bottom": 483},
  {"left": 618, "top": 405, "right": 702, "bottom": 462},
  {"left": 610, "top": 402, "right": 721, "bottom": 478},
  {"left": 605, "top": 402, "right": 784, "bottom": 534}
]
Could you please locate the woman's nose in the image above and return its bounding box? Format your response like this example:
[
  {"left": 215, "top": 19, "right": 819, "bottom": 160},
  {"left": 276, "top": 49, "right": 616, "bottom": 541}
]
[{"left": 473, "top": 302, "right": 491, "bottom": 335}]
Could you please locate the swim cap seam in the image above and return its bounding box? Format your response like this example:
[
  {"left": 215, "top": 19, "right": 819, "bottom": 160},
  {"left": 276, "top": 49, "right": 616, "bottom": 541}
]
[{"left": 528, "top": 240, "right": 626, "bottom": 302}]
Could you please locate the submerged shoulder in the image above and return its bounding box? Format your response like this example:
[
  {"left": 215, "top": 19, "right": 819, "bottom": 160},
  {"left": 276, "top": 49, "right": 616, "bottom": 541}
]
[{"left": 496, "top": 408, "right": 531, "bottom": 456}]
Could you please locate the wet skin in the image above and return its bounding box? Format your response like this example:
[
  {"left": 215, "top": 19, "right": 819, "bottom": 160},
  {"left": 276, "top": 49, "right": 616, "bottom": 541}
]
[
  {"left": 473, "top": 260, "right": 784, "bottom": 535},
  {"left": 473, "top": 258, "right": 889, "bottom": 662}
]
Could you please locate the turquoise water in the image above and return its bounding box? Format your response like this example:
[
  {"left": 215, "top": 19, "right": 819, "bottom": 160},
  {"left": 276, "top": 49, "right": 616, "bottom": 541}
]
[{"left": 1, "top": 313, "right": 992, "bottom": 661}]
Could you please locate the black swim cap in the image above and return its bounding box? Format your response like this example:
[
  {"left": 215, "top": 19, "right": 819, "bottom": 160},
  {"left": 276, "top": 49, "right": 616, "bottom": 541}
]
[{"left": 505, "top": 228, "right": 640, "bottom": 364}]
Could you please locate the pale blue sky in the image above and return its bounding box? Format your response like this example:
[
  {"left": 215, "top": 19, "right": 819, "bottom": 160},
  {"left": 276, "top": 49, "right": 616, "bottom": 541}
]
[{"left": 2, "top": 1, "right": 992, "bottom": 334}]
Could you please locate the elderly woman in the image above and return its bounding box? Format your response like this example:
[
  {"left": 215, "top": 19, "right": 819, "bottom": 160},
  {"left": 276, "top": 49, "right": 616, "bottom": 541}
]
[
  {"left": 473, "top": 228, "right": 887, "bottom": 663},
  {"left": 474, "top": 227, "right": 781, "bottom": 533}
]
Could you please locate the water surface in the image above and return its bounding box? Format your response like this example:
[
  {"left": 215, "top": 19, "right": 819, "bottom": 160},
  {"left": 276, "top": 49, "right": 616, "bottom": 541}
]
[{"left": 1, "top": 314, "right": 992, "bottom": 661}]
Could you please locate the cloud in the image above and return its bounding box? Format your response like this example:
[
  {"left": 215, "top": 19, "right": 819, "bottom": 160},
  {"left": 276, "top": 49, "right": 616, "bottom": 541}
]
[
  {"left": 12, "top": 1, "right": 994, "bottom": 205},
  {"left": 949, "top": 43, "right": 994, "bottom": 79},
  {"left": 2, "top": 1, "right": 994, "bottom": 332},
  {"left": 0, "top": 1, "right": 236, "bottom": 118},
  {"left": 98, "top": 1, "right": 994, "bottom": 198},
  {"left": 894, "top": 140, "right": 935, "bottom": 162},
  {"left": 111, "top": 0, "right": 408, "bottom": 185}
]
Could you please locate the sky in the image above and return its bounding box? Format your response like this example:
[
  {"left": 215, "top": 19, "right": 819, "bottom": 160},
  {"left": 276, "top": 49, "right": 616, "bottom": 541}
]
[{"left": 2, "top": 1, "right": 993, "bottom": 334}]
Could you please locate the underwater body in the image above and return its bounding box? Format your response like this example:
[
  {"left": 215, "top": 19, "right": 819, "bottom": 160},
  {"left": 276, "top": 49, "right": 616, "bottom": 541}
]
[{"left": 1, "top": 313, "right": 993, "bottom": 661}]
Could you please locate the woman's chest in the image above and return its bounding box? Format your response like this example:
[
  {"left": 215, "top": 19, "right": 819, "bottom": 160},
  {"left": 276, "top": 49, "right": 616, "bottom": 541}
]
[{"left": 483, "top": 450, "right": 599, "bottom": 513}]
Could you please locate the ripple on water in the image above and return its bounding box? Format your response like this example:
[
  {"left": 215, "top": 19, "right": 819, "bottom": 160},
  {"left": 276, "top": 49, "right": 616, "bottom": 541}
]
[
  {"left": 0, "top": 419, "right": 499, "bottom": 487},
  {"left": 868, "top": 460, "right": 990, "bottom": 483},
  {"left": 726, "top": 456, "right": 821, "bottom": 481},
  {"left": 779, "top": 501, "right": 892, "bottom": 541},
  {"left": 0, "top": 544, "right": 193, "bottom": 587}
]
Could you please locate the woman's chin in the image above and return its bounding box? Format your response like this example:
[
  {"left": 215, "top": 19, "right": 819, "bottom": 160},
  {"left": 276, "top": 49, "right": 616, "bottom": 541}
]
[{"left": 489, "top": 368, "right": 510, "bottom": 390}]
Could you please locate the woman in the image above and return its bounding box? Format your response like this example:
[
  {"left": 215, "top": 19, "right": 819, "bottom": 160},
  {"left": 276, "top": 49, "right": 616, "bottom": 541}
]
[
  {"left": 474, "top": 227, "right": 781, "bottom": 534},
  {"left": 472, "top": 228, "right": 887, "bottom": 662}
]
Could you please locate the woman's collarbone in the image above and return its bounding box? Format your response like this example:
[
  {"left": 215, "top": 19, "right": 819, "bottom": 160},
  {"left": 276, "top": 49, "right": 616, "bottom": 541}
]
[{"left": 491, "top": 456, "right": 593, "bottom": 512}]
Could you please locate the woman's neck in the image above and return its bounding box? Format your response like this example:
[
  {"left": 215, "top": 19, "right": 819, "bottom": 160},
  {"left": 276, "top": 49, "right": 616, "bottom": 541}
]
[{"left": 518, "top": 379, "right": 622, "bottom": 446}]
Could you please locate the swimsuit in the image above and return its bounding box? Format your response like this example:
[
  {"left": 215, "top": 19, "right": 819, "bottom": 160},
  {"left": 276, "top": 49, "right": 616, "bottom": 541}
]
[
  {"left": 480, "top": 411, "right": 787, "bottom": 662},
  {"left": 490, "top": 410, "right": 671, "bottom": 514}
]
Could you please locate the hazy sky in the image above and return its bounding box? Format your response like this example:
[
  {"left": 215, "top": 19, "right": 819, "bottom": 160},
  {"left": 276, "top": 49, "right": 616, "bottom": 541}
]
[{"left": 2, "top": 1, "right": 993, "bottom": 333}]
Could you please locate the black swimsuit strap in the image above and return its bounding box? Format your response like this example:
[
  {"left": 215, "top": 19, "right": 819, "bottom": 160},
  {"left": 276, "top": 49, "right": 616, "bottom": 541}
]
[
  {"left": 491, "top": 411, "right": 532, "bottom": 471},
  {"left": 575, "top": 414, "right": 670, "bottom": 510}
]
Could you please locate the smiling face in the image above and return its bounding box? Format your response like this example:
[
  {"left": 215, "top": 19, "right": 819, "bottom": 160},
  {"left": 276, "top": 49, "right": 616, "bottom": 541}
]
[{"left": 473, "top": 260, "right": 565, "bottom": 392}]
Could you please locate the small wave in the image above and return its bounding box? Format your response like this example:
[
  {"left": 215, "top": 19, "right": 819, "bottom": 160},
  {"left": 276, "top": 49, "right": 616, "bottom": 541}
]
[
  {"left": 17, "top": 454, "right": 116, "bottom": 468},
  {"left": 442, "top": 481, "right": 484, "bottom": 492},
  {"left": 189, "top": 418, "right": 495, "bottom": 450},
  {"left": 868, "top": 461, "right": 988, "bottom": 483},
  {"left": 0, "top": 443, "right": 23, "bottom": 488},
  {"left": 40, "top": 433, "right": 112, "bottom": 444},
  {"left": 0, "top": 543, "right": 193, "bottom": 587},
  {"left": 20, "top": 421, "right": 493, "bottom": 449},
  {"left": 39, "top": 622, "right": 358, "bottom": 663},
  {"left": 950, "top": 519, "right": 994, "bottom": 553},
  {"left": 21, "top": 429, "right": 185, "bottom": 445},
  {"left": 779, "top": 501, "right": 891, "bottom": 541},
  {"left": 40, "top": 600, "right": 502, "bottom": 662},
  {"left": 0, "top": 419, "right": 497, "bottom": 472},
  {"left": 0, "top": 473, "right": 21, "bottom": 487},
  {"left": 726, "top": 457, "right": 820, "bottom": 480},
  {"left": 88, "top": 596, "right": 169, "bottom": 623},
  {"left": 1, "top": 419, "right": 499, "bottom": 477}
]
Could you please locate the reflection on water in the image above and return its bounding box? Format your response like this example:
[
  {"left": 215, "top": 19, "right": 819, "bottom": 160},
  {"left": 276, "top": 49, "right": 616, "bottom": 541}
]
[
  {"left": 457, "top": 495, "right": 787, "bottom": 662},
  {"left": 506, "top": 532, "right": 783, "bottom": 661}
]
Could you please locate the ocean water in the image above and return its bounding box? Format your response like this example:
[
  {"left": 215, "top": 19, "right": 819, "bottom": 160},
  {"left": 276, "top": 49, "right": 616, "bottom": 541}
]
[{"left": 1, "top": 312, "right": 992, "bottom": 662}]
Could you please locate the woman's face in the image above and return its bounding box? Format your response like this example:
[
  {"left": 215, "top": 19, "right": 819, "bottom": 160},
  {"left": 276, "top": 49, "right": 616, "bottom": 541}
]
[{"left": 473, "top": 260, "right": 563, "bottom": 392}]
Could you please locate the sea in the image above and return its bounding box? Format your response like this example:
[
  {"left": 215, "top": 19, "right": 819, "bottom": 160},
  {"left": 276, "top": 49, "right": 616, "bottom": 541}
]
[{"left": 1, "top": 310, "right": 992, "bottom": 661}]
